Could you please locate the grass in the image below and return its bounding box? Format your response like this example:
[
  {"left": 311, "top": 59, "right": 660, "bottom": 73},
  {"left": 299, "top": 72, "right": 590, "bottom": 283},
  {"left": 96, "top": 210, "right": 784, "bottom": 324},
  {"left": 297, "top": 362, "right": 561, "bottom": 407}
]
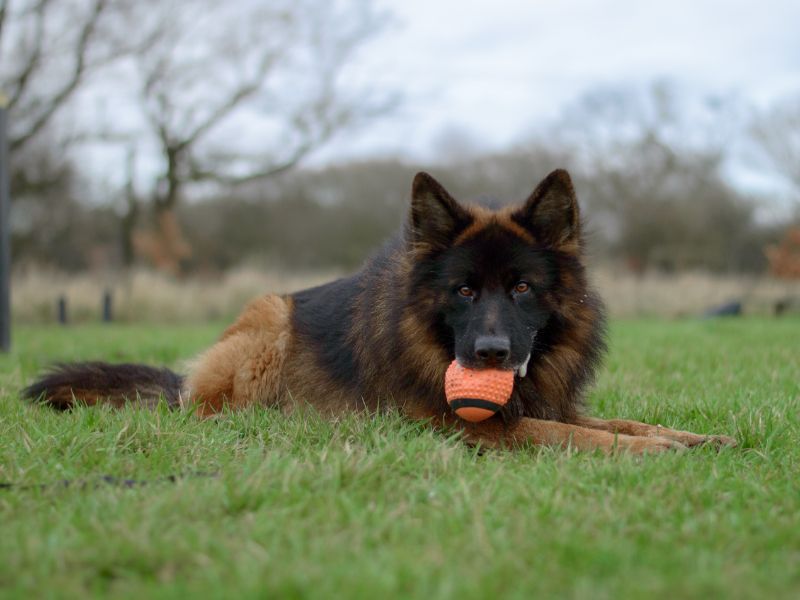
[{"left": 1, "top": 318, "right": 798, "bottom": 599}]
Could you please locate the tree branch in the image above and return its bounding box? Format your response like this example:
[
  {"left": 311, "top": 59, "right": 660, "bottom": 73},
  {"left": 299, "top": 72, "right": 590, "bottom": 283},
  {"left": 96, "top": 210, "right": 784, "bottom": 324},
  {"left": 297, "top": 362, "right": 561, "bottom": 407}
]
[
  {"left": 5, "top": 0, "right": 50, "bottom": 112},
  {"left": 751, "top": 100, "right": 800, "bottom": 192},
  {"left": 0, "top": 0, "right": 9, "bottom": 51},
  {"left": 177, "top": 51, "right": 280, "bottom": 151},
  {"left": 10, "top": 0, "right": 109, "bottom": 152},
  {"left": 187, "top": 103, "right": 346, "bottom": 187},
  {"left": 130, "top": 0, "right": 391, "bottom": 212},
  {"left": 188, "top": 138, "right": 315, "bottom": 186}
]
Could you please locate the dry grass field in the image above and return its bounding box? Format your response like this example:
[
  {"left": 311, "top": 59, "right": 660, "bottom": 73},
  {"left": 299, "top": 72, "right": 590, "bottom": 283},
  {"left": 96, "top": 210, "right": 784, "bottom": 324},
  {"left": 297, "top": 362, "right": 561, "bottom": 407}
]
[{"left": 10, "top": 267, "right": 800, "bottom": 324}]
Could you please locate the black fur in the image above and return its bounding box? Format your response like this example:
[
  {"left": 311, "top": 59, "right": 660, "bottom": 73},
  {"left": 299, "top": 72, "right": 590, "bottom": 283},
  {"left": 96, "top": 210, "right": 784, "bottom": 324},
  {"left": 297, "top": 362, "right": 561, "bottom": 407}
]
[
  {"left": 287, "top": 172, "right": 606, "bottom": 425},
  {"left": 22, "top": 362, "right": 183, "bottom": 409},
  {"left": 292, "top": 275, "right": 362, "bottom": 389},
  {"left": 412, "top": 224, "right": 555, "bottom": 370}
]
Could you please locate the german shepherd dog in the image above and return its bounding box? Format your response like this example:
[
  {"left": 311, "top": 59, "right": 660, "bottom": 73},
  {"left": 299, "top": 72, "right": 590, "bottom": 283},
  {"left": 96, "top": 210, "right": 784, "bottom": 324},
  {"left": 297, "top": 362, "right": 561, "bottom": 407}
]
[{"left": 24, "top": 170, "right": 735, "bottom": 453}]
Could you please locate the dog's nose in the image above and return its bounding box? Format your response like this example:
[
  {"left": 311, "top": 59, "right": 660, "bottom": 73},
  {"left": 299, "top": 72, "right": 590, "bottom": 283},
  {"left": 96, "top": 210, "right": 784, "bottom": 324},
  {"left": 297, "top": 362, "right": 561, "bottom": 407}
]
[{"left": 474, "top": 335, "right": 510, "bottom": 365}]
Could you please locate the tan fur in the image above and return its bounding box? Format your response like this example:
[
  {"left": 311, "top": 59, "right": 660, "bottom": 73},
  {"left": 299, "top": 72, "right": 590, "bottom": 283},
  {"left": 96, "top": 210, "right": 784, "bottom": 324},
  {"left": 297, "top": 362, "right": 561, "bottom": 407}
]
[
  {"left": 281, "top": 343, "right": 361, "bottom": 417},
  {"left": 573, "top": 416, "right": 735, "bottom": 448},
  {"left": 401, "top": 405, "right": 689, "bottom": 454},
  {"left": 185, "top": 292, "right": 361, "bottom": 418},
  {"left": 44, "top": 389, "right": 112, "bottom": 409},
  {"left": 454, "top": 205, "right": 535, "bottom": 246},
  {"left": 184, "top": 294, "right": 292, "bottom": 416},
  {"left": 466, "top": 417, "right": 687, "bottom": 454},
  {"left": 397, "top": 311, "right": 451, "bottom": 397}
]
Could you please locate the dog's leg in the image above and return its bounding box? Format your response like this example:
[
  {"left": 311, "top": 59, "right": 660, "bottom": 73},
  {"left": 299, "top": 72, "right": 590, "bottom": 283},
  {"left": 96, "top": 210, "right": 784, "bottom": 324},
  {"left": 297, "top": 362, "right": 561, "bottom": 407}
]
[
  {"left": 463, "top": 417, "right": 687, "bottom": 454},
  {"left": 573, "top": 416, "right": 736, "bottom": 448},
  {"left": 401, "top": 406, "right": 687, "bottom": 454},
  {"left": 183, "top": 295, "right": 291, "bottom": 416},
  {"left": 183, "top": 329, "right": 289, "bottom": 416}
]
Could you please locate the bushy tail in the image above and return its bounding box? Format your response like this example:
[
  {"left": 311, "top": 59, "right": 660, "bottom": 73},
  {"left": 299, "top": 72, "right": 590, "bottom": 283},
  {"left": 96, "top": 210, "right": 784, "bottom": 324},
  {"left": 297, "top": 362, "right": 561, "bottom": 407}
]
[{"left": 22, "top": 362, "right": 184, "bottom": 410}]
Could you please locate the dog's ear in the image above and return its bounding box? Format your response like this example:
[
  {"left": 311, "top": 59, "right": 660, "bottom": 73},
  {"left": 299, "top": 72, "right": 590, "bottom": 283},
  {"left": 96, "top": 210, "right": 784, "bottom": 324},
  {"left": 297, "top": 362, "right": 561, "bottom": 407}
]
[
  {"left": 409, "top": 172, "right": 471, "bottom": 249},
  {"left": 511, "top": 169, "right": 579, "bottom": 247}
]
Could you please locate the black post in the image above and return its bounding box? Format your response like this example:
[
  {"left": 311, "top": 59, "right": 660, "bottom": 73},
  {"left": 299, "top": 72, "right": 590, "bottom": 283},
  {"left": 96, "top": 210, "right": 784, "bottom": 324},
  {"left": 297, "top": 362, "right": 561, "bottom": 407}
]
[
  {"left": 102, "top": 289, "right": 113, "bottom": 322},
  {"left": 58, "top": 296, "right": 68, "bottom": 325},
  {"left": 0, "top": 101, "right": 11, "bottom": 352}
]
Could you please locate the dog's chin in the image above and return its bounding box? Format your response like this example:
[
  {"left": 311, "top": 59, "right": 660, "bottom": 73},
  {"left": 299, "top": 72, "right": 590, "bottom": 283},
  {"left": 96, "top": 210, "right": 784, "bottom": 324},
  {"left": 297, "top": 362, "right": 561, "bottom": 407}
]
[{"left": 454, "top": 353, "right": 531, "bottom": 378}]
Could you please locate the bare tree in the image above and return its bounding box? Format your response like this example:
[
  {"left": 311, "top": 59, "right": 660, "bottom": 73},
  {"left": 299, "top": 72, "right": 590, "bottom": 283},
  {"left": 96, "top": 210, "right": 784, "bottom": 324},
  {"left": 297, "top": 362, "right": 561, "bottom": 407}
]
[
  {"left": 752, "top": 94, "right": 800, "bottom": 279},
  {"left": 0, "top": 0, "right": 136, "bottom": 152},
  {"left": 552, "top": 81, "right": 742, "bottom": 173},
  {"left": 540, "top": 83, "right": 766, "bottom": 273},
  {"left": 751, "top": 94, "right": 800, "bottom": 199},
  {"left": 106, "top": 0, "right": 391, "bottom": 272}
]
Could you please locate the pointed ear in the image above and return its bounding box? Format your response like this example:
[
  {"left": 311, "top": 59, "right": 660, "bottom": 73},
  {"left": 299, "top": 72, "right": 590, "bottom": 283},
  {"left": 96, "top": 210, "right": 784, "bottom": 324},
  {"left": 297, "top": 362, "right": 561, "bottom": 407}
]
[
  {"left": 409, "top": 172, "right": 472, "bottom": 249},
  {"left": 511, "top": 169, "right": 580, "bottom": 246}
]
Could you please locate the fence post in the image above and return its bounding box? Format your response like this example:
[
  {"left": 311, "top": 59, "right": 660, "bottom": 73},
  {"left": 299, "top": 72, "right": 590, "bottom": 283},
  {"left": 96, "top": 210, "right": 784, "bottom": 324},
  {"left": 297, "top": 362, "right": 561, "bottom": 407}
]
[
  {"left": 0, "top": 98, "right": 11, "bottom": 352},
  {"left": 57, "top": 296, "right": 68, "bottom": 325},
  {"left": 102, "top": 289, "right": 113, "bottom": 322}
]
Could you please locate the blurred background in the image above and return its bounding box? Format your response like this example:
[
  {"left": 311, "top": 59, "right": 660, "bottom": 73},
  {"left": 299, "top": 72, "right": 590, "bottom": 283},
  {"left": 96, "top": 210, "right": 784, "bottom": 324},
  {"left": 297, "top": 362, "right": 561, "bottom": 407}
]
[{"left": 2, "top": 0, "right": 799, "bottom": 323}]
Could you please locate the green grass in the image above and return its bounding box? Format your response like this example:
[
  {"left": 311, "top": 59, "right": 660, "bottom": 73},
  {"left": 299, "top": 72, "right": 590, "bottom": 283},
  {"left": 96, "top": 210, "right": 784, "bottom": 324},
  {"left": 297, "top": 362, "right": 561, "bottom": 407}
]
[{"left": 1, "top": 319, "right": 798, "bottom": 599}]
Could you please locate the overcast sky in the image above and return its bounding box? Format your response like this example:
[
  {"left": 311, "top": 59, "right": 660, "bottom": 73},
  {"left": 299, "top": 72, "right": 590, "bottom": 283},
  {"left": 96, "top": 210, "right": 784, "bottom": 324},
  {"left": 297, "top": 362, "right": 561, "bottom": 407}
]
[
  {"left": 69, "top": 0, "right": 800, "bottom": 207},
  {"left": 311, "top": 0, "right": 800, "bottom": 164}
]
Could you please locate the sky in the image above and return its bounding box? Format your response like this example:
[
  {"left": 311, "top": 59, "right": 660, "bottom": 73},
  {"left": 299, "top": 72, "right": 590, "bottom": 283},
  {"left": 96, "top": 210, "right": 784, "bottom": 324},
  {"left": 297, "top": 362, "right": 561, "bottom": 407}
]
[
  {"left": 311, "top": 0, "right": 800, "bottom": 165},
  {"left": 66, "top": 0, "right": 800, "bottom": 206}
]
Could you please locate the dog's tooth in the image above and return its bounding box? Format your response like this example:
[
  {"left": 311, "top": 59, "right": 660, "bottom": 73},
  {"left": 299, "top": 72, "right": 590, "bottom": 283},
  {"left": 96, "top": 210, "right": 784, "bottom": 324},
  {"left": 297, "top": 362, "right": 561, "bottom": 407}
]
[{"left": 518, "top": 354, "right": 531, "bottom": 379}]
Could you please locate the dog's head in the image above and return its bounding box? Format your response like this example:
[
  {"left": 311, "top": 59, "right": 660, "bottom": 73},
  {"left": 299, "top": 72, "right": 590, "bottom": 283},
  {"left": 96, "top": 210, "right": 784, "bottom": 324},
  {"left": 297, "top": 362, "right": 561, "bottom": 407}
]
[{"left": 406, "top": 169, "right": 584, "bottom": 376}]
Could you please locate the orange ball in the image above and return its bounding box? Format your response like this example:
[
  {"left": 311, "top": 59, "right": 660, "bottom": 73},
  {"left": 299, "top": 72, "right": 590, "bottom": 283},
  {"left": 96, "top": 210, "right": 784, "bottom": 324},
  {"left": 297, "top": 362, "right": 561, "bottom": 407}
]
[{"left": 444, "top": 360, "right": 514, "bottom": 422}]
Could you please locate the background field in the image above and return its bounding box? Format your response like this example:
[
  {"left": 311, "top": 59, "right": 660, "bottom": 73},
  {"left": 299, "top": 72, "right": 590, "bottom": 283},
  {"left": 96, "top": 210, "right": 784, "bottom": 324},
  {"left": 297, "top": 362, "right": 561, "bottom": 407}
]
[
  {"left": 1, "top": 319, "right": 798, "bottom": 599},
  {"left": 10, "top": 268, "right": 800, "bottom": 323}
]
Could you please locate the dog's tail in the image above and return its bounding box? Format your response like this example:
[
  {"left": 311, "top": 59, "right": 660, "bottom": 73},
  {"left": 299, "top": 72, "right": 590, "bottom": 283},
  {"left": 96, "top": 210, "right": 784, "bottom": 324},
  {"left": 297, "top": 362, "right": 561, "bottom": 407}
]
[{"left": 22, "top": 362, "right": 184, "bottom": 410}]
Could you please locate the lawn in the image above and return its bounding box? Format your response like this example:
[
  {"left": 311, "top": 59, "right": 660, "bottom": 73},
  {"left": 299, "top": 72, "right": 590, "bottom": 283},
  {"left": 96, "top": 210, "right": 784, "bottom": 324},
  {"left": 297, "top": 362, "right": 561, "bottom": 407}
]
[{"left": 0, "top": 319, "right": 798, "bottom": 599}]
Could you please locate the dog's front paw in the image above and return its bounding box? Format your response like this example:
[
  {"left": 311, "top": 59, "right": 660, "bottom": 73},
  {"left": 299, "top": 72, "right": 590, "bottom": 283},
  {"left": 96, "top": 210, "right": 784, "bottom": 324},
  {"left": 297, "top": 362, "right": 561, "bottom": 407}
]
[
  {"left": 697, "top": 434, "right": 737, "bottom": 449},
  {"left": 664, "top": 429, "right": 738, "bottom": 449}
]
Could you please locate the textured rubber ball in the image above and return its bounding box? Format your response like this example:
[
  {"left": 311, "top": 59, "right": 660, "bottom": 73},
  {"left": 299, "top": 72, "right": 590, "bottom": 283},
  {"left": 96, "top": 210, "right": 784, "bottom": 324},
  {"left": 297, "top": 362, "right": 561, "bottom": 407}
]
[{"left": 444, "top": 360, "right": 514, "bottom": 422}]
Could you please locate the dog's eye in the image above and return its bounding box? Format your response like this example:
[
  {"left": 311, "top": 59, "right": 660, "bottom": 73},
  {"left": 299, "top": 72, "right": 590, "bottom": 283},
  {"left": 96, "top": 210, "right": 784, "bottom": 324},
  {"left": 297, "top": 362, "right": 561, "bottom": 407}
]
[
  {"left": 513, "top": 281, "right": 530, "bottom": 294},
  {"left": 457, "top": 285, "right": 474, "bottom": 298}
]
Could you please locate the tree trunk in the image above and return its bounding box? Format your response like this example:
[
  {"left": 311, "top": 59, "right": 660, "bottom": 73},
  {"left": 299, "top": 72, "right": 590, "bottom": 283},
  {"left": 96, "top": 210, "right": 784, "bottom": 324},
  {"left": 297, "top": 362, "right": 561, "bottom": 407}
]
[
  {"left": 134, "top": 145, "right": 193, "bottom": 275},
  {"left": 120, "top": 193, "right": 138, "bottom": 268}
]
